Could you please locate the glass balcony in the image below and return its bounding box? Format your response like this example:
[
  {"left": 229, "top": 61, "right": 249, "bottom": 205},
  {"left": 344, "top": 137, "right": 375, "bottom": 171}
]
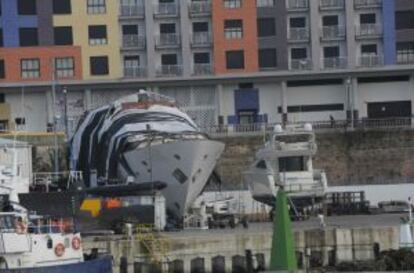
[
  {"left": 322, "top": 57, "right": 347, "bottom": 69},
  {"left": 290, "top": 59, "right": 313, "bottom": 70},
  {"left": 193, "top": 63, "right": 213, "bottom": 75},
  {"left": 154, "top": 3, "right": 178, "bottom": 17},
  {"left": 124, "top": 66, "right": 147, "bottom": 78},
  {"left": 156, "top": 65, "right": 183, "bottom": 77},
  {"left": 320, "top": 0, "right": 344, "bottom": 10},
  {"left": 354, "top": 0, "right": 382, "bottom": 9},
  {"left": 191, "top": 32, "right": 212, "bottom": 47},
  {"left": 119, "top": 5, "right": 145, "bottom": 17},
  {"left": 288, "top": 28, "right": 310, "bottom": 41},
  {"left": 155, "top": 33, "right": 181, "bottom": 48},
  {"left": 397, "top": 51, "right": 414, "bottom": 64},
  {"left": 287, "top": 0, "right": 309, "bottom": 11},
  {"left": 189, "top": 1, "right": 211, "bottom": 16},
  {"left": 355, "top": 24, "right": 383, "bottom": 38},
  {"left": 122, "top": 35, "right": 146, "bottom": 49},
  {"left": 321, "top": 25, "right": 346, "bottom": 40},
  {"left": 358, "top": 54, "right": 383, "bottom": 67}
]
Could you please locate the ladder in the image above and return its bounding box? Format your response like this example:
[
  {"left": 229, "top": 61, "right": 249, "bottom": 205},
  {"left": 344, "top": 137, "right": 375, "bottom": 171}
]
[{"left": 135, "top": 224, "right": 170, "bottom": 264}]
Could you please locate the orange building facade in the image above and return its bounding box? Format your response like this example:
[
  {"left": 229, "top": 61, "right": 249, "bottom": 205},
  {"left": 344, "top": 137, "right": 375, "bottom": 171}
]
[
  {"left": 0, "top": 46, "right": 83, "bottom": 83},
  {"left": 212, "top": 0, "right": 259, "bottom": 74}
]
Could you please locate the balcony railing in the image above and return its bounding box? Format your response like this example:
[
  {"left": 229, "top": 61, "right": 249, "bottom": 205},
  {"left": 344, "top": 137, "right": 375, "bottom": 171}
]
[
  {"left": 154, "top": 3, "right": 178, "bottom": 16},
  {"left": 156, "top": 65, "right": 183, "bottom": 77},
  {"left": 155, "top": 33, "right": 181, "bottom": 47},
  {"left": 397, "top": 51, "right": 414, "bottom": 64},
  {"left": 358, "top": 54, "right": 383, "bottom": 67},
  {"left": 320, "top": 0, "right": 344, "bottom": 9},
  {"left": 288, "top": 28, "right": 310, "bottom": 41},
  {"left": 122, "top": 35, "right": 146, "bottom": 49},
  {"left": 290, "top": 59, "right": 313, "bottom": 70},
  {"left": 355, "top": 24, "right": 383, "bottom": 37},
  {"left": 354, "top": 0, "right": 382, "bottom": 8},
  {"left": 120, "top": 5, "right": 145, "bottom": 17},
  {"left": 287, "top": 0, "right": 308, "bottom": 10},
  {"left": 191, "top": 32, "right": 212, "bottom": 46},
  {"left": 189, "top": 1, "right": 211, "bottom": 15},
  {"left": 124, "top": 66, "right": 147, "bottom": 78},
  {"left": 193, "top": 63, "right": 213, "bottom": 75},
  {"left": 322, "top": 57, "right": 347, "bottom": 69},
  {"left": 321, "top": 25, "right": 346, "bottom": 40}
]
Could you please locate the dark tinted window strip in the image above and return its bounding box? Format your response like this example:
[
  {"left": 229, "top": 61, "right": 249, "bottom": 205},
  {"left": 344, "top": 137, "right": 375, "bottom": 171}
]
[
  {"left": 287, "top": 79, "right": 343, "bottom": 87},
  {"left": 358, "top": 75, "right": 410, "bottom": 83},
  {"left": 277, "top": 104, "right": 344, "bottom": 113}
]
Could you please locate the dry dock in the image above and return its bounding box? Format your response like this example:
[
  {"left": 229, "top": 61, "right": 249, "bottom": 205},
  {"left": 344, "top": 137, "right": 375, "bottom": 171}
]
[{"left": 83, "top": 213, "right": 410, "bottom": 273}]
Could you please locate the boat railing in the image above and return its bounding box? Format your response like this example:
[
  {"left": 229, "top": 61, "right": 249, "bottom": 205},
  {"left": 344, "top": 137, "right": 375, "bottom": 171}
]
[
  {"left": 201, "top": 117, "right": 414, "bottom": 138},
  {"left": 32, "top": 171, "right": 83, "bottom": 192}
]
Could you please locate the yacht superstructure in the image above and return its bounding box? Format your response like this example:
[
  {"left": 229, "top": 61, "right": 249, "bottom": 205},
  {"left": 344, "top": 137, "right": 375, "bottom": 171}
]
[{"left": 245, "top": 124, "right": 327, "bottom": 209}]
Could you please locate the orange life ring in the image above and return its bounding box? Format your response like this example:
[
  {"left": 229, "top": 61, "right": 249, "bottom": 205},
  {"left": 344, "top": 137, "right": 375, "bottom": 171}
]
[
  {"left": 54, "top": 243, "right": 65, "bottom": 257},
  {"left": 72, "top": 237, "right": 81, "bottom": 250}
]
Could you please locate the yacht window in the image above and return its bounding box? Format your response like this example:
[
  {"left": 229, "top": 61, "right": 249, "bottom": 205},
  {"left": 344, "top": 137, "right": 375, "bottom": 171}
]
[
  {"left": 47, "top": 238, "right": 53, "bottom": 249},
  {"left": 173, "top": 169, "right": 188, "bottom": 184},
  {"left": 256, "top": 160, "right": 267, "bottom": 169},
  {"left": 279, "top": 157, "right": 305, "bottom": 172}
]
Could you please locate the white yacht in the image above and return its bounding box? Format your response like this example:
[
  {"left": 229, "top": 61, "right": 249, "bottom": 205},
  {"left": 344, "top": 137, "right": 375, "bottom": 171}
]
[
  {"left": 245, "top": 124, "right": 327, "bottom": 210},
  {"left": 70, "top": 91, "right": 225, "bottom": 220}
]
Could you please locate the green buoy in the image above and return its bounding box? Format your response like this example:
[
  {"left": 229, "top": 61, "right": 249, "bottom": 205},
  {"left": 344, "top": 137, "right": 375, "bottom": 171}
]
[{"left": 269, "top": 189, "right": 298, "bottom": 272}]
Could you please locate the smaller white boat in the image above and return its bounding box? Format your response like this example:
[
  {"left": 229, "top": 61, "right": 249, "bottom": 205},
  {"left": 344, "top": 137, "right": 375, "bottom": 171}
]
[{"left": 245, "top": 124, "right": 327, "bottom": 210}]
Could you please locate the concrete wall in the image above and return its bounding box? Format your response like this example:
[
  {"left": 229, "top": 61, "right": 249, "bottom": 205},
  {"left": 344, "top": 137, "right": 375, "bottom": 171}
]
[{"left": 216, "top": 129, "right": 414, "bottom": 187}]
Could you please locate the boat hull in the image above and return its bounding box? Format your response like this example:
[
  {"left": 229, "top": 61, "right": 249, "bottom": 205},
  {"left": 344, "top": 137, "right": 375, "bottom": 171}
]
[
  {"left": 0, "top": 256, "right": 113, "bottom": 273},
  {"left": 119, "top": 139, "right": 225, "bottom": 218}
]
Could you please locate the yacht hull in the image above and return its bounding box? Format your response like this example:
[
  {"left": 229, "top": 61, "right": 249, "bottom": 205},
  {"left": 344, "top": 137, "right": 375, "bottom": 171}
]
[
  {"left": 119, "top": 139, "right": 225, "bottom": 218},
  {"left": 0, "top": 256, "right": 112, "bottom": 273}
]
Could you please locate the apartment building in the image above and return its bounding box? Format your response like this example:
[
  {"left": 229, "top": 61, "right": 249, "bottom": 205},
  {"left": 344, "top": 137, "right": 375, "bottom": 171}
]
[{"left": 0, "top": 0, "right": 413, "bottom": 133}]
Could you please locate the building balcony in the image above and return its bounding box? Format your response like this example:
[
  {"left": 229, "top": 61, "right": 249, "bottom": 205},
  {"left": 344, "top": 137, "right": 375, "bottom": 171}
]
[
  {"left": 124, "top": 66, "right": 147, "bottom": 78},
  {"left": 322, "top": 57, "right": 347, "bottom": 69},
  {"left": 190, "top": 32, "right": 212, "bottom": 47},
  {"left": 321, "top": 25, "right": 346, "bottom": 41},
  {"left": 358, "top": 54, "right": 383, "bottom": 67},
  {"left": 256, "top": 0, "right": 275, "bottom": 7},
  {"left": 290, "top": 59, "right": 313, "bottom": 70},
  {"left": 287, "top": 0, "right": 309, "bottom": 11},
  {"left": 154, "top": 3, "right": 179, "bottom": 17},
  {"left": 119, "top": 5, "right": 145, "bottom": 18},
  {"left": 156, "top": 65, "right": 183, "bottom": 77},
  {"left": 288, "top": 28, "right": 310, "bottom": 42},
  {"left": 355, "top": 24, "right": 383, "bottom": 38},
  {"left": 155, "top": 34, "right": 181, "bottom": 48},
  {"left": 189, "top": 1, "right": 211, "bottom": 17},
  {"left": 354, "top": 0, "right": 382, "bottom": 9},
  {"left": 397, "top": 51, "right": 414, "bottom": 64},
  {"left": 193, "top": 63, "right": 213, "bottom": 75},
  {"left": 320, "top": 0, "right": 344, "bottom": 10},
  {"left": 122, "top": 35, "right": 146, "bottom": 49}
]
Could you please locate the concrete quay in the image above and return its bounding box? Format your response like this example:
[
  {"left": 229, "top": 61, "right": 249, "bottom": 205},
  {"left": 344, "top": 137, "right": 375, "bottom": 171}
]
[{"left": 82, "top": 213, "right": 409, "bottom": 273}]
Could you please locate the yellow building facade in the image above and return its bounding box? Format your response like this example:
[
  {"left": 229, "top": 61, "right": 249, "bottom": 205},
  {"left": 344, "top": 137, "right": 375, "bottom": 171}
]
[{"left": 53, "top": 0, "right": 122, "bottom": 80}]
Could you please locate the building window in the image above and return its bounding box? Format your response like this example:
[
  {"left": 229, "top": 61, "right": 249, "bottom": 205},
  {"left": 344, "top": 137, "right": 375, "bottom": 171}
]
[
  {"left": 19, "top": 28, "right": 38, "bottom": 47},
  {"left": 54, "top": 27, "right": 73, "bottom": 45},
  {"left": 124, "top": 55, "right": 140, "bottom": 67},
  {"left": 21, "top": 59, "right": 40, "bottom": 79},
  {"left": 396, "top": 11, "right": 414, "bottom": 30},
  {"left": 0, "top": 60, "right": 5, "bottom": 79},
  {"left": 193, "top": 22, "right": 209, "bottom": 32},
  {"left": 290, "top": 17, "right": 306, "bottom": 28},
  {"left": 0, "top": 29, "right": 3, "bottom": 47},
  {"left": 160, "top": 23, "right": 176, "bottom": 34},
  {"left": 17, "top": 0, "right": 36, "bottom": 15},
  {"left": 224, "top": 0, "right": 241, "bottom": 8},
  {"left": 224, "top": 20, "right": 243, "bottom": 39},
  {"left": 161, "top": 54, "right": 177, "bottom": 65},
  {"left": 291, "top": 48, "right": 307, "bottom": 59},
  {"left": 55, "top": 57, "right": 74, "bottom": 78},
  {"left": 324, "top": 46, "right": 340, "bottom": 58},
  {"left": 194, "top": 52, "right": 210, "bottom": 64},
  {"left": 257, "top": 18, "right": 275, "bottom": 37},
  {"left": 322, "top": 15, "right": 339, "bottom": 26},
  {"left": 88, "top": 25, "right": 107, "bottom": 45},
  {"left": 259, "top": 48, "right": 277, "bottom": 68},
  {"left": 53, "top": 0, "right": 71, "bottom": 14},
  {"left": 87, "top": 0, "right": 106, "bottom": 14},
  {"left": 361, "top": 44, "right": 377, "bottom": 54},
  {"left": 90, "top": 56, "right": 109, "bottom": 75},
  {"left": 226, "top": 50, "right": 244, "bottom": 69},
  {"left": 122, "top": 25, "right": 138, "bottom": 35},
  {"left": 360, "top": 13, "right": 376, "bottom": 24}
]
